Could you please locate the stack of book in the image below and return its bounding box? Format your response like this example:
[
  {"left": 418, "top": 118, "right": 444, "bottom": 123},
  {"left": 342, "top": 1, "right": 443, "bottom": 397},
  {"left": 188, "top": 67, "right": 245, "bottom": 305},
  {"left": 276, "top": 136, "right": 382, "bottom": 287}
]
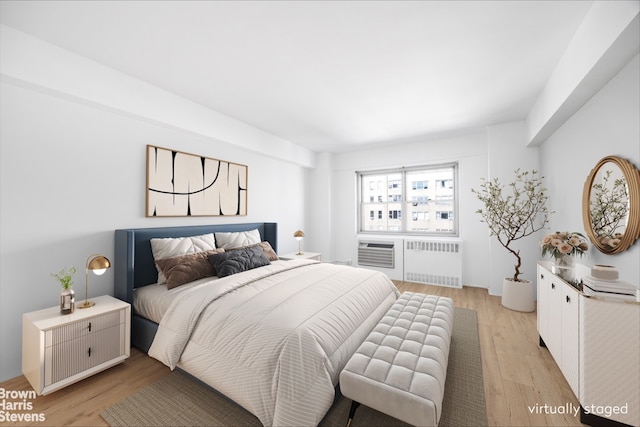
[{"left": 582, "top": 275, "right": 637, "bottom": 301}]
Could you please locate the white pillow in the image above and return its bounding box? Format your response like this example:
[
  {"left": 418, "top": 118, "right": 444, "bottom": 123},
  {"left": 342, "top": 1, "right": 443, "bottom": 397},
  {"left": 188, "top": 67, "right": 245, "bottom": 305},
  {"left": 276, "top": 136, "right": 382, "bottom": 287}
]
[
  {"left": 150, "top": 233, "right": 216, "bottom": 284},
  {"left": 214, "top": 229, "right": 261, "bottom": 249}
]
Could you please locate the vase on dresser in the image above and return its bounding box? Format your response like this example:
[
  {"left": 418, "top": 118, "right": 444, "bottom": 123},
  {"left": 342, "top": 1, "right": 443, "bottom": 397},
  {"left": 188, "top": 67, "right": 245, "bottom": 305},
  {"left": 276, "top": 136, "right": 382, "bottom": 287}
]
[
  {"left": 59, "top": 288, "right": 75, "bottom": 314},
  {"left": 551, "top": 254, "right": 576, "bottom": 283}
]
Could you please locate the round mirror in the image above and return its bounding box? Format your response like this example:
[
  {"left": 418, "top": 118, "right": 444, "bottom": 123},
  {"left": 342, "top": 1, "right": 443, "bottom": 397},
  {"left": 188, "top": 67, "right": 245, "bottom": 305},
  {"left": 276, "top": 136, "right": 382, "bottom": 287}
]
[{"left": 582, "top": 156, "right": 640, "bottom": 254}]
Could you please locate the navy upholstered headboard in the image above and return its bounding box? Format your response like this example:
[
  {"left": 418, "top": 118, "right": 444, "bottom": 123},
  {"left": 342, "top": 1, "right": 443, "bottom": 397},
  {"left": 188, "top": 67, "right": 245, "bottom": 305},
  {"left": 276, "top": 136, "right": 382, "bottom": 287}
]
[{"left": 114, "top": 223, "right": 278, "bottom": 305}]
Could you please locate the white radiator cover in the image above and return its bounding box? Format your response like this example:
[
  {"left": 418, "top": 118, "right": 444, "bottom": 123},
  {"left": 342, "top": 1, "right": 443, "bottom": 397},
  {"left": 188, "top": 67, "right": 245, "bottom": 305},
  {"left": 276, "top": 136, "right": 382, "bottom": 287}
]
[
  {"left": 404, "top": 239, "right": 462, "bottom": 288},
  {"left": 356, "top": 237, "right": 462, "bottom": 286}
]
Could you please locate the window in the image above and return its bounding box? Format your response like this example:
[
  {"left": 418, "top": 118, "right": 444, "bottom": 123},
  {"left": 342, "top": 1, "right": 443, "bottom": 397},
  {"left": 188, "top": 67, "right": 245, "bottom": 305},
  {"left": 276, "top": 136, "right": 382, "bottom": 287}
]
[
  {"left": 437, "top": 179, "right": 453, "bottom": 189},
  {"left": 358, "top": 163, "right": 458, "bottom": 235},
  {"left": 411, "top": 180, "right": 428, "bottom": 190},
  {"left": 411, "top": 195, "right": 429, "bottom": 205},
  {"left": 412, "top": 211, "right": 428, "bottom": 221},
  {"left": 436, "top": 211, "right": 453, "bottom": 220},
  {"left": 388, "top": 179, "right": 401, "bottom": 189},
  {"left": 388, "top": 210, "right": 402, "bottom": 219}
]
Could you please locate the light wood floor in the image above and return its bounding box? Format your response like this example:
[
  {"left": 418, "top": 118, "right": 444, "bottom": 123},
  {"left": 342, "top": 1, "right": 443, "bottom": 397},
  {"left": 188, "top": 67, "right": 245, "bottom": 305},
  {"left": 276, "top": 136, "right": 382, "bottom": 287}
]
[{"left": 1, "top": 283, "right": 585, "bottom": 426}]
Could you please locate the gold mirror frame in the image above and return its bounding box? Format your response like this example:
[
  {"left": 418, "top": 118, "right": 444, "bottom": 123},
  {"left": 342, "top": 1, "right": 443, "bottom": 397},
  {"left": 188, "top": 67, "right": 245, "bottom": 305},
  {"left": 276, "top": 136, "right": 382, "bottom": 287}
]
[{"left": 582, "top": 156, "right": 640, "bottom": 254}]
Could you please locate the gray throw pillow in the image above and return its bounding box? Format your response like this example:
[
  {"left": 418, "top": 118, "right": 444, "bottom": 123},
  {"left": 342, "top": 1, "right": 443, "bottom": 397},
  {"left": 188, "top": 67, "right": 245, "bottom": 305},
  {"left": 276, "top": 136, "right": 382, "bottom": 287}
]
[{"left": 208, "top": 245, "right": 271, "bottom": 278}]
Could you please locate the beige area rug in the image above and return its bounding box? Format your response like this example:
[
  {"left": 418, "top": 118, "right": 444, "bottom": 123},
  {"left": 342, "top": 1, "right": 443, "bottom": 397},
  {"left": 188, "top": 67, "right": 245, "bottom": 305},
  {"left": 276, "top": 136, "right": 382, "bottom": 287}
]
[{"left": 101, "top": 307, "right": 487, "bottom": 427}]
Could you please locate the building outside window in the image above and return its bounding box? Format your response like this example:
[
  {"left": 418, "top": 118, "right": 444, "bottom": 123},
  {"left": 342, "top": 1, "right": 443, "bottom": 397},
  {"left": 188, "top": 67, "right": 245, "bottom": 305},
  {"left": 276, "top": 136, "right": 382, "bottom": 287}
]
[
  {"left": 357, "top": 163, "right": 458, "bottom": 235},
  {"left": 412, "top": 180, "right": 428, "bottom": 190},
  {"left": 388, "top": 210, "right": 402, "bottom": 219}
]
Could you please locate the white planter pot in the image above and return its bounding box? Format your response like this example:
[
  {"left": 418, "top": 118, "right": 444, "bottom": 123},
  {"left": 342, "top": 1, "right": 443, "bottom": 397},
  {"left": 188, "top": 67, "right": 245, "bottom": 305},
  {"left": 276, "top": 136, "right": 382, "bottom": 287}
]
[{"left": 501, "top": 278, "right": 535, "bottom": 312}]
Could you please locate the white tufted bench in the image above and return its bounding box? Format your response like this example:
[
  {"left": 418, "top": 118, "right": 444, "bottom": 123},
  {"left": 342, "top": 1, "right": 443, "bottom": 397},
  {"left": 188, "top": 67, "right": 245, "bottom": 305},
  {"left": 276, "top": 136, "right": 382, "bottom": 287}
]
[{"left": 339, "top": 292, "right": 454, "bottom": 427}]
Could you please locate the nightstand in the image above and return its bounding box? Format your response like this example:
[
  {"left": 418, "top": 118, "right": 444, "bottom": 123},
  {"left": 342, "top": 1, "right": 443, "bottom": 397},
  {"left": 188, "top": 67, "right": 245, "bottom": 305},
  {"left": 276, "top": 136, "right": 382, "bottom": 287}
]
[
  {"left": 22, "top": 295, "right": 131, "bottom": 395},
  {"left": 279, "top": 252, "right": 322, "bottom": 261}
]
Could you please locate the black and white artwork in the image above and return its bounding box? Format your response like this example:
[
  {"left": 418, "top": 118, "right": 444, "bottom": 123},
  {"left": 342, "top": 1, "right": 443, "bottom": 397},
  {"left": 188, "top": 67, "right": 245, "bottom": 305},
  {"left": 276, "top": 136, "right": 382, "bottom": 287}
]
[{"left": 146, "top": 145, "right": 248, "bottom": 217}]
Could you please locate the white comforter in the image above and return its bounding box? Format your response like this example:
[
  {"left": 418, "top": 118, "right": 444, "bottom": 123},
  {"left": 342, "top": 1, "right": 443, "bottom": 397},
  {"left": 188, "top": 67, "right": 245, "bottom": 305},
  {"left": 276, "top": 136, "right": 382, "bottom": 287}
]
[{"left": 149, "top": 259, "right": 399, "bottom": 426}]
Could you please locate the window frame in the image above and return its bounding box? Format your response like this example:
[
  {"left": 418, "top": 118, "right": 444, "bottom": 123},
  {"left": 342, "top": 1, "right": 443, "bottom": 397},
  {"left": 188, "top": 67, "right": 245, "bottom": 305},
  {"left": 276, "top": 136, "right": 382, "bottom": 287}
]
[{"left": 356, "top": 162, "right": 459, "bottom": 236}]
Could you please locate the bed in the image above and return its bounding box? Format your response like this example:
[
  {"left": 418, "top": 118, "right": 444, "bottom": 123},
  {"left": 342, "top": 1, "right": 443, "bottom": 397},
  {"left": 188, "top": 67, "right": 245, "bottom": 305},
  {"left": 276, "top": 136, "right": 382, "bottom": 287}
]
[{"left": 114, "top": 222, "right": 399, "bottom": 426}]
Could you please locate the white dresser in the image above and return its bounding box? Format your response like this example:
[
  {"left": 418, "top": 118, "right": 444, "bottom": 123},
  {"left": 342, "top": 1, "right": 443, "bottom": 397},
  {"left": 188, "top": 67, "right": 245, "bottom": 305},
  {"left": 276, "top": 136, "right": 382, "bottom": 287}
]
[
  {"left": 22, "top": 295, "right": 131, "bottom": 395},
  {"left": 537, "top": 262, "right": 639, "bottom": 426}
]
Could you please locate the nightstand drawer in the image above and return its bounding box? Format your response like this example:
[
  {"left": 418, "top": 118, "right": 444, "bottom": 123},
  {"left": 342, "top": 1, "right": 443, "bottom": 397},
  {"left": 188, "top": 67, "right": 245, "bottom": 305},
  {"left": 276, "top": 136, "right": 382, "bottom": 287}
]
[
  {"left": 45, "top": 323, "right": 125, "bottom": 385},
  {"left": 45, "top": 311, "right": 122, "bottom": 347}
]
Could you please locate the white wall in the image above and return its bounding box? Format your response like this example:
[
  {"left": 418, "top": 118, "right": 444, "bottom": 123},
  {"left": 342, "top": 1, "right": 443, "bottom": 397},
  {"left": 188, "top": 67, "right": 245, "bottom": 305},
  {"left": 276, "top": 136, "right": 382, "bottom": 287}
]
[
  {"left": 0, "top": 27, "right": 311, "bottom": 382},
  {"left": 540, "top": 54, "right": 640, "bottom": 287},
  {"left": 0, "top": 84, "right": 307, "bottom": 382},
  {"left": 305, "top": 152, "right": 334, "bottom": 258},
  {"left": 311, "top": 124, "right": 543, "bottom": 297},
  {"left": 317, "top": 131, "right": 492, "bottom": 289},
  {"left": 486, "top": 122, "right": 542, "bottom": 296},
  {"left": 0, "top": 25, "right": 316, "bottom": 169},
  {"left": 527, "top": 0, "right": 639, "bottom": 144}
]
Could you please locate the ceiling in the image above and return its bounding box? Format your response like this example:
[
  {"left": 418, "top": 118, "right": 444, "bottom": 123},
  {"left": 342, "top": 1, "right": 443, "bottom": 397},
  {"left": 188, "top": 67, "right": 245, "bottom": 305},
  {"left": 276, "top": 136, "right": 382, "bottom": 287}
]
[{"left": 0, "top": 1, "right": 595, "bottom": 153}]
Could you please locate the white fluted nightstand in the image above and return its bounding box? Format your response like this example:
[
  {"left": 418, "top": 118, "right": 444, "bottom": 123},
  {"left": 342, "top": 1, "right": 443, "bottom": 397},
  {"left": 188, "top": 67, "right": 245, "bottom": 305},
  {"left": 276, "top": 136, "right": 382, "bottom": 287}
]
[
  {"left": 22, "top": 295, "right": 130, "bottom": 395},
  {"left": 279, "top": 252, "right": 322, "bottom": 261}
]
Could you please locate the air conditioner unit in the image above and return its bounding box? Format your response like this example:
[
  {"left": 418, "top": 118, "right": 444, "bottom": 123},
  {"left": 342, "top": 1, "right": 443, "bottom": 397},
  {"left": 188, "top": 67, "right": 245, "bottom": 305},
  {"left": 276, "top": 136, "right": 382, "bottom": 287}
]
[
  {"left": 356, "top": 239, "right": 404, "bottom": 280},
  {"left": 358, "top": 241, "right": 394, "bottom": 268}
]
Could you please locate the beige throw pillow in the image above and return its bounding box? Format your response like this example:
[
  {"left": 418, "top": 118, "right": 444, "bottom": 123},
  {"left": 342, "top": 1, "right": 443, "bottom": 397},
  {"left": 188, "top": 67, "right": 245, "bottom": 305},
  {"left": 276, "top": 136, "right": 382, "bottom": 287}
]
[
  {"left": 155, "top": 248, "right": 225, "bottom": 289},
  {"left": 150, "top": 233, "right": 217, "bottom": 284}
]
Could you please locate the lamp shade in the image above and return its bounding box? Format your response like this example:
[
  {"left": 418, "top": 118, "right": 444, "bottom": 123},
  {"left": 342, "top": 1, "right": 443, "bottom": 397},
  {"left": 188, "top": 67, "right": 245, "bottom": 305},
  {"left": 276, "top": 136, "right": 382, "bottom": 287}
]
[{"left": 87, "top": 255, "right": 111, "bottom": 275}]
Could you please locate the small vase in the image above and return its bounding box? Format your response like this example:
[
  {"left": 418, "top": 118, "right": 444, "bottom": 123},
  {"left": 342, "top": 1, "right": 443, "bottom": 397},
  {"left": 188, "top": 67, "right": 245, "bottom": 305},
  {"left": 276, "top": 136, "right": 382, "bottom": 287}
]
[
  {"left": 60, "top": 288, "right": 75, "bottom": 314},
  {"left": 552, "top": 254, "right": 576, "bottom": 283}
]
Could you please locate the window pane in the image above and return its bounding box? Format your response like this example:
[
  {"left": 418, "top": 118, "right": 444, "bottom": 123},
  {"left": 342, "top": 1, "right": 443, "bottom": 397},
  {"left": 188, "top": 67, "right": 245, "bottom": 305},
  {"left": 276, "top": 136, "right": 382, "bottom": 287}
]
[
  {"left": 404, "top": 167, "right": 455, "bottom": 233},
  {"left": 361, "top": 174, "right": 386, "bottom": 231},
  {"left": 359, "top": 164, "right": 456, "bottom": 235}
]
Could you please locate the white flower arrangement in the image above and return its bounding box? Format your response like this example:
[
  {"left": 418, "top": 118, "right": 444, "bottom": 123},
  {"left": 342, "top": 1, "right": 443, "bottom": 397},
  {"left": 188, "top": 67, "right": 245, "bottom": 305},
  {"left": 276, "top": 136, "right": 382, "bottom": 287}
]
[{"left": 540, "top": 231, "right": 589, "bottom": 260}]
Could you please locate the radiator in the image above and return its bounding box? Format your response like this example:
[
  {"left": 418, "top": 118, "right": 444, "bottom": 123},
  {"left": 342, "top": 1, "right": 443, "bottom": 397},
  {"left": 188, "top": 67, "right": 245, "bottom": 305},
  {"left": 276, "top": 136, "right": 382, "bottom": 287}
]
[{"left": 403, "top": 239, "right": 463, "bottom": 288}]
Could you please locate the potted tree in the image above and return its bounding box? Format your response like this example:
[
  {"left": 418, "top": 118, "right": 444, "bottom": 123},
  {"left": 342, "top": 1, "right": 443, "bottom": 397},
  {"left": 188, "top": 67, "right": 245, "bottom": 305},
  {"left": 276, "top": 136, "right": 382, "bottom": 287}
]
[{"left": 472, "top": 169, "right": 550, "bottom": 312}]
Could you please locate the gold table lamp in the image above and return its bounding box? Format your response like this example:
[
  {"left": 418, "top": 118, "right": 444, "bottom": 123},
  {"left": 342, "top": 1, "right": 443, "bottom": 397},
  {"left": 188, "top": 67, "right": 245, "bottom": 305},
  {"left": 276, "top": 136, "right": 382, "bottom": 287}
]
[
  {"left": 293, "top": 230, "right": 305, "bottom": 255},
  {"left": 79, "top": 254, "right": 111, "bottom": 309}
]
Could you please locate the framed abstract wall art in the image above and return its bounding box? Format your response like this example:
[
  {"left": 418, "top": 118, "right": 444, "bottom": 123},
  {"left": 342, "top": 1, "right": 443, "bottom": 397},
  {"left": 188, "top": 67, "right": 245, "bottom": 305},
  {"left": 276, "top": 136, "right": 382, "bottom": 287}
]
[{"left": 146, "top": 145, "right": 248, "bottom": 217}]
